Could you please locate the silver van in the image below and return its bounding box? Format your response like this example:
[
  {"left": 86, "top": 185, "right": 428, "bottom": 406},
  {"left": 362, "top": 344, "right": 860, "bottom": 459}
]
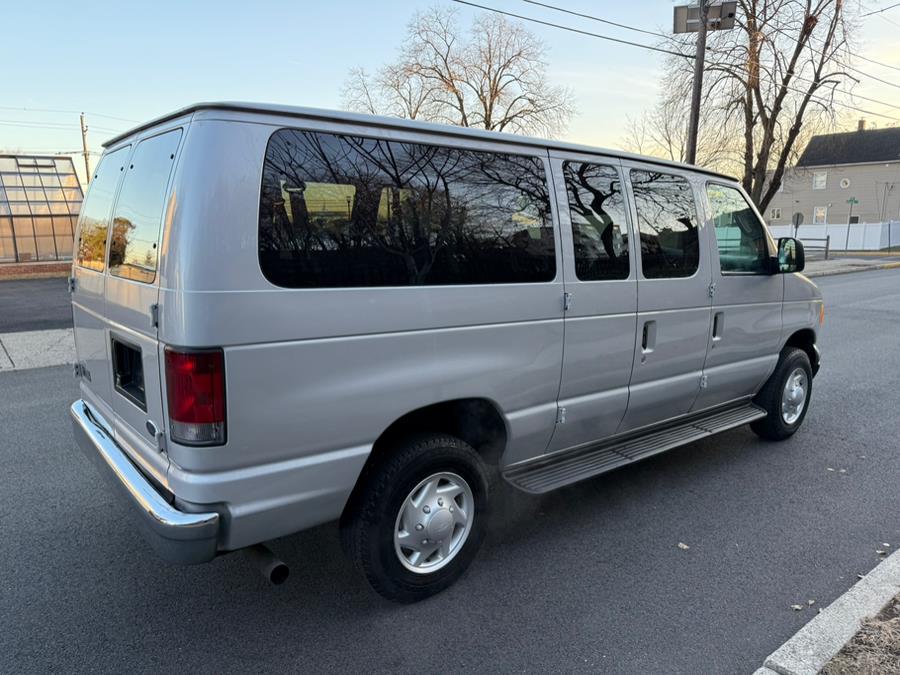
[{"left": 70, "top": 103, "right": 823, "bottom": 602}]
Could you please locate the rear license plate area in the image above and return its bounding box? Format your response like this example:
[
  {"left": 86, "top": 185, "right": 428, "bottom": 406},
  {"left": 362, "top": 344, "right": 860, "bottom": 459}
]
[{"left": 112, "top": 337, "right": 147, "bottom": 411}]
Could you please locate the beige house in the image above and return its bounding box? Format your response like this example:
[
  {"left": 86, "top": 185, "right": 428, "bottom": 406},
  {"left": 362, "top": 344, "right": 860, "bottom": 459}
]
[{"left": 767, "top": 124, "right": 900, "bottom": 229}]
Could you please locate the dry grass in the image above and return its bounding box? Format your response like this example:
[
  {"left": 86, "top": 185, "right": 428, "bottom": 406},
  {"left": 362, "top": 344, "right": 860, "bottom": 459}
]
[{"left": 822, "top": 595, "right": 900, "bottom": 674}]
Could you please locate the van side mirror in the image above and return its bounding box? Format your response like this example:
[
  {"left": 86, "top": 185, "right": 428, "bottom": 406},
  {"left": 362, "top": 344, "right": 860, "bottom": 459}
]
[{"left": 775, "top": 237, "right": 805, "bottom": 273}]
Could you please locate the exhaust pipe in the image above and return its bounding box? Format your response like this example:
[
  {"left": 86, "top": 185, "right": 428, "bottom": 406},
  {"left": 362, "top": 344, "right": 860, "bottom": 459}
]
[{"left": 246, "top": 544, "right": 289, "bottom": 585}]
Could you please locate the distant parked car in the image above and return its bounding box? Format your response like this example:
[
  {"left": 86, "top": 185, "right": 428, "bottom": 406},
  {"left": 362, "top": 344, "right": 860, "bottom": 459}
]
[{"left": 70, "top": 103, "right": 823, "bottom": 602}]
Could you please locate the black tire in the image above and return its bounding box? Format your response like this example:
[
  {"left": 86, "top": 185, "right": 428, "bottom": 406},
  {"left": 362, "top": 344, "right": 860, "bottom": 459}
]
[
  {"left": 340, "top": 434, "right": 489, "bottom": 603},
  {"left": 751, "top": 347, "right": 813, "bottom": 441}
]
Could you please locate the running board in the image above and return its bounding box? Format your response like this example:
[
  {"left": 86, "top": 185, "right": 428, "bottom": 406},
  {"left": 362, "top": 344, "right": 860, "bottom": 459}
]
[{"left": 503, "top": 403, "right": 767, "bottom": 494}]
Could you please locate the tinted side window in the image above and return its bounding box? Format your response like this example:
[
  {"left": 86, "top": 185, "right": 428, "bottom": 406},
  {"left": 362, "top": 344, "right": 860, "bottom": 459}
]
[
  {"left": 707, "top": 184, "right": 771, "bottom": 274},
  {"left": 563, "top": 162, "right": 629, "bottom": 281},
  {"left": 108, "top": 129, "right": 182, "bottom": 283},
  {"left": 76, "top": 147, "right": 128, "bottom": 271},
  {"left": 258, "top": 130, "right": 555, "bottom": 288},
  {"left": 630, "top": 170, "right": 699, "bottom": 279}
]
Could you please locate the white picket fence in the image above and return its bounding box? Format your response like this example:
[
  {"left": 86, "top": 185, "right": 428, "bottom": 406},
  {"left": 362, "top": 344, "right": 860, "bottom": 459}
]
[{"left": 768, "top": 221, "right": 900, "bottom": 251}]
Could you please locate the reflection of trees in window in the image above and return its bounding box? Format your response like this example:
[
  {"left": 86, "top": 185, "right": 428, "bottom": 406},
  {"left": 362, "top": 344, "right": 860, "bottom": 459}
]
[
  {"left": 259, "top": 129, "right": 555, "bottom": 287},
  {"left": 629, "top": 170, "right": 699, "bottom": 279},
  {"left": 77, "top": 217, "right": 109, "bottom": 271},
  {"left": 76, "top": 147, "right": 129, "bottom": 271},
  {"left": 107, "top": 217, "right": 134, "bottom": 269},
  {"left": 563, "top": 162, "right": 629, "bottom": 281}
]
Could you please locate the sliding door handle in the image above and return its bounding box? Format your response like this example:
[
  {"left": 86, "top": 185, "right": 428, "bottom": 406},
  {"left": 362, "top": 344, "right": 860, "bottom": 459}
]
[{"left": 641, "top": 320, "right": 657, "bottom": 355}]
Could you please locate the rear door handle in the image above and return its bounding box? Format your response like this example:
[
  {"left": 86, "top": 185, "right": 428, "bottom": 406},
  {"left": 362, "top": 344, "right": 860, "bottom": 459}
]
[{"left": 712, "top": 312, "right": 725, "bottom": 342}]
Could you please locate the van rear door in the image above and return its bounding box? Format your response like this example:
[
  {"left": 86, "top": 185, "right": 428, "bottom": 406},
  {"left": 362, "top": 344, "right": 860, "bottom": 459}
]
[
  {"left": 72, "top": 146, "right": 131, "bottom": 426},
  {"left": 103, "top": 128, "right": 183, "bottom": 482}
]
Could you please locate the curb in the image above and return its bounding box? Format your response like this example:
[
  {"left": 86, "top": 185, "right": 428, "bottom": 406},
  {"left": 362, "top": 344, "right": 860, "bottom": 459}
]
[
  {"left": 806, "top": 261, "right": 900, "bottom": 278},
  {"left": 755, "top": 547, "right": 900, "bottom": 675}
]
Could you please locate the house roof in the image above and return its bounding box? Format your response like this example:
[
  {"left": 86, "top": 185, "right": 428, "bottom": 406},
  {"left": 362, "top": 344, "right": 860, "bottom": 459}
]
[{"left": 798, "top": 126, "right": 900, "bottom": 167}]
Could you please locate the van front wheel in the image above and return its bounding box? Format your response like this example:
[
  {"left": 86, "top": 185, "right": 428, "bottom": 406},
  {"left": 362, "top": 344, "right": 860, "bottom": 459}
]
[
  {"left": 751, "top": 347, "right": 813, "bottom": 441},
  {"left": 342, "top": 434, "right": 489, "bottom": 603}
]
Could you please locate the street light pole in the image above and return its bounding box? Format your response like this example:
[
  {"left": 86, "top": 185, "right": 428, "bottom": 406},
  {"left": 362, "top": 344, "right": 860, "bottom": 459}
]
[{"left": 685, "top": 0, "right": 711, "bottom": 165}]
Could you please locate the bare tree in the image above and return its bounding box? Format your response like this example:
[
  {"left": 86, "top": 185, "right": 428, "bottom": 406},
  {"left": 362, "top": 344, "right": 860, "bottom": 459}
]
[
  {"left": 623, "top": 66, "right": 738, "bottom": 170},
  {"left": 342, "top": 5, "right": 575, "bottom": 137},
  {"left": 624, "top": 0, "right": 854, "bottom": 212}
]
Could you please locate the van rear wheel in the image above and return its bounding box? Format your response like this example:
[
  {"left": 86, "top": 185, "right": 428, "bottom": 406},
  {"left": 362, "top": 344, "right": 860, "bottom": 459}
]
[
  {"left": 751, "top": 347, "right": 813, "bottom": 441},
  {"left": 341, "top": 434, "right": 488, "bottom": 603}
]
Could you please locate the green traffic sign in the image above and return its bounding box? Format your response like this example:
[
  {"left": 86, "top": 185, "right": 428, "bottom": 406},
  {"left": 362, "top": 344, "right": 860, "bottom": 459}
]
[{"left": 847, "top": 197, "right": 859, "bottom": 204}]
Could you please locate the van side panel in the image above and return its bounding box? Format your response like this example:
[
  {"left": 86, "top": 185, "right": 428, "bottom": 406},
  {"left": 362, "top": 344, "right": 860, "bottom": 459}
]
[
  {"left": 782, "top": 273, "right": 823, "bottom": 347},
  {"left": 544, "top": 153, "right": 638, "bottom": 454},
  {"left": 160, "top": 119, "right": 565, "bottom": 549},
  {"left": 616, "top": 165, "right": 713, "bottom": 432}
]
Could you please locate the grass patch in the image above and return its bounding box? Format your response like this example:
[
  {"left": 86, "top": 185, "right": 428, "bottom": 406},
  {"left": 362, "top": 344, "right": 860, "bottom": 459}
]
[{"left": 823, "top": 594, "right": 900, "bottom": 674}]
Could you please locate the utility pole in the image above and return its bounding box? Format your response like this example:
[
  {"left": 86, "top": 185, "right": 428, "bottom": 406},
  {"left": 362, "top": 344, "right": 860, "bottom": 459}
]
[
  {"left": 674, "top": 2, "right": 735, "bottom": 164},
  {"left": 79, "top": 113, "right": 91, "bottom": 184},
  {"left": 845, "top": 197, "right": 858, "bottom": 251},
  {"left": 685, "top": 0, "right": 711, "bottom": 165}
]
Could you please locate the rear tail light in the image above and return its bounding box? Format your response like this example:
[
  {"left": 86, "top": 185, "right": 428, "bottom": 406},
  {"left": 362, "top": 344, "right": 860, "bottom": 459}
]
[{"left": 164, "top": 347, "right": 226, "bottom": 446}]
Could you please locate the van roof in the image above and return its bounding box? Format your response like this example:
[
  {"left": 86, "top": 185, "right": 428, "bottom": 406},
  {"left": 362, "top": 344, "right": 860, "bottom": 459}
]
[{"left": 103, "top": 101, "right": 736, "bottom": 181}]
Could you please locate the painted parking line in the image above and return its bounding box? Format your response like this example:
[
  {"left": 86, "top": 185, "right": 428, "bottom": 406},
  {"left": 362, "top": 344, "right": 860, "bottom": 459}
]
[{"left": 0, "top": 328, "right": 75, "bottom": 372}]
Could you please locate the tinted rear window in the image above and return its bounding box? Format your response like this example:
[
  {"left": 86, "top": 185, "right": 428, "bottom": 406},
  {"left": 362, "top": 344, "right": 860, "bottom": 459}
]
[
  {"left": 108, "top": 129, "right": 181, "bottom": 283},
  {"left": 258, "top": 129, "right": 555, "bottom": 288},
  {"left": 76, "top": 147, "right": 129, "bottom": 272}
]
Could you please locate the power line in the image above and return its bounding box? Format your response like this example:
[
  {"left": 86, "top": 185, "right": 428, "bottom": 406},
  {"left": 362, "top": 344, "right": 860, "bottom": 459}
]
[
  {"left": 730, "top": 20, "right": 900, "bottom": 95},
  {"left": 875, "top": 12, "right": 900, "bottom": 28},
  {"left": 800, "top": 31, "right": 900, "bottom": 74},
  {"left": 0, "top": 105, "right": 138, "bottom": 124},
  {"left": 0, "top": 148, "right": 102, "bottom": 156},
  {"left": 791, "top": 75, "right": 900, "bottom": 111},
  {"left": 513, "top": 0, "right": 900, "bottom": 87},
  {"left": 850, "top": 51, "right": 900, "bottom": 74},
  {"left": 844, "top": 62, "right": 900, "bottom": 91},
  {"left": 785, "top": 84, "right": 900, "bottom": 121},
  {"left": 519, "top": 0, "right": 668, "bottom": 39},
  {"left": 449, "top": 0, "right": 695, "bottom": 59},
  {"left": 861, "top": 1, "right": 900, "bottom": 16},
  {"left": 0, "top": 119, "right": 126, "bottom": 134}
]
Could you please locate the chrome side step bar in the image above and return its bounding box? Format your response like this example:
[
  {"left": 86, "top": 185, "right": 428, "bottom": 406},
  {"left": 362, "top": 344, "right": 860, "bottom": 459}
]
[{"left": 503, "top": 403, "right": 767, "bottom": 494}]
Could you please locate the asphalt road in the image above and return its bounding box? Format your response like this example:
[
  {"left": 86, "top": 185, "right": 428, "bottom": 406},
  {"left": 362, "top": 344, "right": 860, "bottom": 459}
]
[
  {"left": 0, "top": 277, "right": 71, "bottom": 332},
  {"left": 2, "top": 269, "right": 900, "bottom": 674}
]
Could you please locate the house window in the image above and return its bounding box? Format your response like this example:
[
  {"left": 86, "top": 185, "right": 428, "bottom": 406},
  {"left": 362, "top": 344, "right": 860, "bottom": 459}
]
[
  {"left": 770, "top": 207, "right": 782, "bottom": 219},
  {"left": 813, "top": 206, "right": 827, "bottom": 224},
  {"left": 812, "top": 171, "right": 827, "bottom": 190},
  {"left": 849, "top": 215, "right": 860, "bottom": 224}
]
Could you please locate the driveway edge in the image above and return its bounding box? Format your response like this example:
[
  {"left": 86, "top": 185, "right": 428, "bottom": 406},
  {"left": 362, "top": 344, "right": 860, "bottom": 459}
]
[
  {"left": 806, "top": 261, "right": 900, "bottom": 278},
  {"left": 757, "top": 547, "right": 900, "bottom": 675}
]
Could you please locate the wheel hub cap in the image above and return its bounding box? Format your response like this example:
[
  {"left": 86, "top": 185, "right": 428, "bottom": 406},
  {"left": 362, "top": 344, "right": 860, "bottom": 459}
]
[
  {"left": 394, "top": 472, "right": 474, "bottom": 574},
  {"left": 425, "top": 509, "right": 454, "bottom": 541},
  {"left": 781, "top": 367, "right": 808, "bottom": 425}
]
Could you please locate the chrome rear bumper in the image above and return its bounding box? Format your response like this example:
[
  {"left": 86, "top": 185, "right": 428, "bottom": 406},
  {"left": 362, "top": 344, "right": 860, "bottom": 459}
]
[{"left": 70, "top": 399, "right": 220, "bottom": 564}]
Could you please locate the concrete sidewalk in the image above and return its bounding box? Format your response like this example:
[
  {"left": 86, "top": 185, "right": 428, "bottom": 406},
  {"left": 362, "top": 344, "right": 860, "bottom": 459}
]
[
  {"left": 805, "top": 255, "right": 900, "bottom": 278},
  {"left": 0, "top": 328, "right": 74, "bottom": 371}
]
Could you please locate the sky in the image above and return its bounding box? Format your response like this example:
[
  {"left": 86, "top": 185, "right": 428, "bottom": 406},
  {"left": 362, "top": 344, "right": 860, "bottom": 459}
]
[{"left": 3, "top": 0, "right": 899, "bottom": 184}]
